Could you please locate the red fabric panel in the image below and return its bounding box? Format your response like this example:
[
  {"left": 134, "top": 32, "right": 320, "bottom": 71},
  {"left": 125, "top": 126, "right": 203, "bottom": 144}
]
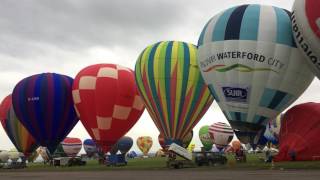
[{"left": 274, "top": 102, "right": 320, "bottom": 161}]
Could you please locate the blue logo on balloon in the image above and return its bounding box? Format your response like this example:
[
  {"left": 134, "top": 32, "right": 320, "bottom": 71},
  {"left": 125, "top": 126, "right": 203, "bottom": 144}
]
[{"left": 222, "top": 87, "right": 248, "bottom": 103}]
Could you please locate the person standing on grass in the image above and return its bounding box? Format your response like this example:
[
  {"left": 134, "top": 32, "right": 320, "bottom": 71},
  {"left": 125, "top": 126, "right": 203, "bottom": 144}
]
[{"left": 289, "top": 149, "right": 297, "bottom": 161}]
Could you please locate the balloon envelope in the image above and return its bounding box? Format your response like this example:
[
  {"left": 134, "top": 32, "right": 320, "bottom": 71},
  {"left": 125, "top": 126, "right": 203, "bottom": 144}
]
[
  {"left": 136, "top": 136, "right": 153, "bottom": 156},
  {"left": 36, "top": 147, "right": 51, "bottom": 162},
  {"left": 209, "top": 122, "right": 234, "bottom": 150},
  {"left": 197, "top": 4, "right": 314, "bottom": 146},
  {"left": 0, "top": 151, "right": 9, "bottom": 162},
  {"left": 61, "top": 137, "right": 82, "bottom": 157},
  {"left": 275, "top": 103, "right": 320, "bottom": 161},
  {"left": 231, "top": 140, "right": 241, "bottom": 151},
  {"left": 73, "top": 64, "right": 145, "bottom": 153},
  {"left": 117, "top": 136, "right": 133, "bottom": 154},
  {"left": 292, "top": 0, "right": 320, "bottom": 78},
  {"left": 135, "top": 41, "right": 214, "bottom": 146},
  {"left": 83, "top": 139, "right": 97, "bottom": 157},
  {"left": 0, "top": 95, "right": 38, "bottom": 157},
  {"left": 199, "top": 125, "right": 214, "bottom": 151},
  {"left": 12, "top": 73, "right": 79, "bottom": 153}
]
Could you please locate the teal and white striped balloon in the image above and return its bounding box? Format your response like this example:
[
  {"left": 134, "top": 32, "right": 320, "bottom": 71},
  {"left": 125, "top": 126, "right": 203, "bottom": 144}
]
[{"left": 197, "top": 4, "right": 314, "bottom": 146}]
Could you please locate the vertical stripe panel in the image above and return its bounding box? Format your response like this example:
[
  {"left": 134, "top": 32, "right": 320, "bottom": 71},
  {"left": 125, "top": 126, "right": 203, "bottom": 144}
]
[
  {"left": 198, "top": 18, "right": 213, "bottom": 46},
  {"left": 224, "top": 5, "right": 249, "bottom": 40},
  {"left": 257, "top": 5, "right": 277, "bottom": 43},
  {"left": 275, "top": 94, "right": 292, "bottom": 111},
  {"left": 259, "top": 88, "right": 276, "bottom": 107},
  {"left": 240, "top": 4, "right": 260, "bottom": 40},
  {"left": 273, "top": 6, "right": 294, "bottom": 46},
  {"left": 268, "top": 91, "right": 287, "bottom": 109},
  {"left": 201, "top": 12, "right": 222, "bottom": 45},
  {"left": 212, "top": 7, "right": 237, "bottom": 41}
]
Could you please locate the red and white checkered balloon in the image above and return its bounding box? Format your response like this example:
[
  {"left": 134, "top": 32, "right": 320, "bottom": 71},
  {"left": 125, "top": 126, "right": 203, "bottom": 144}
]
[{"left": 72, "top": 64, "right": 145, "bottom": 153}]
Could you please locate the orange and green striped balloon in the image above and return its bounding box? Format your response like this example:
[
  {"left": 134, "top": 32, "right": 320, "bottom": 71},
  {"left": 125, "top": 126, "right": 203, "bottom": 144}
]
[{"left": 135, "top": 41, "right": 214, "bottom": 146}]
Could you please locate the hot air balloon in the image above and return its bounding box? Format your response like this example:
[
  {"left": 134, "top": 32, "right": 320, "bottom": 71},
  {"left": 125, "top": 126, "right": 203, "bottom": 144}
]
[
  {"left": 72, "top": 64, "right": 145, "bottom": 153},
  {"left": 135, "top": 41, "right": 214, "bottom": 146},
  {"left": 109, "top": 136, "right": 133, "bottom": 154},
  {"left": 83, "top": 139, "right": 97, "bottom": 157},
  {"left": 127, "top": 151, "right": 137, "bottom": 158},
  {"left": 231, "top": 140, "right": 241, "bottom": 151},
  {"left": 209, "top": 122, "right": 234, "bottom": 150},
  {"left": 292, "top": 0, "right": 320, "bottom": 78},
  {"left": 275, "top": 103, "right": 320, "bottom": 161},
  {"left": 0, "top": 151, "right": 10, "bottom": 162},
  {"left": 8, "top": 149, "right": 22, "bottom": 161},
  {"left": 197, "top": 4, "right": 314, "bottom": 146},
  {"left": 12, "top": 73, "right": 79, "bottom": 153},
  {"left": 61, "top": 137, "right": 82, "bottom": 157},
  {"left": 199, "top": 125, "right": 214, "bottom": 151},
  {"left": 136, "top": 136, "right": 153, "bottom": 156},
  {"left": 117, "top": 136, "right": 133, "bottom": 154},
  {"left": 36, "top": 147, "right": 51, "bottom": 162},
  {"left": 0, "top": 95, "right": 38, "bottom": 157}
]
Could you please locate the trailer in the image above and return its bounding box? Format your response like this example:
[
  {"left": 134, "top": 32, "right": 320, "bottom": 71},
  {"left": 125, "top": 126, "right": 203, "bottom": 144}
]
[{"left": 166, "top": 143, "right": 195, "bottom": 169}]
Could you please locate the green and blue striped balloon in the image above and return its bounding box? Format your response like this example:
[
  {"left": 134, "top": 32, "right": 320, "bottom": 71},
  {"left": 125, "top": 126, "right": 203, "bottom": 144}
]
[{"left": 135, "top": 41, "right": 214, "bottom": 146}]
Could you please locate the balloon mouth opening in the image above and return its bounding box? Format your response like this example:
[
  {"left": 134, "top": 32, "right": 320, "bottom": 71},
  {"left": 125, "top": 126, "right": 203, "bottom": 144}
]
[
  {"left": 164, "top": 138, "right": 183, "bottom": 147},
  {"left": 95, "top": 140, "right": 117, "bottom": 154}
]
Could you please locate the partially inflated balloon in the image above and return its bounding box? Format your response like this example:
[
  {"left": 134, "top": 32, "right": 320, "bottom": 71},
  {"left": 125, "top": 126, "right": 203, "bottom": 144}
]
[
  {"left": 136, "top": 136, "right": 153, "bottom": 156},
  {"left": 292, "top": 0, "right": 320, "bottom": 78},
  {"left": 231, "top": 140, "right": 241, "bottom": 151},
  {"left": 36, "top": 147, "right": 51, "bottom": 162},
  {"left": 83, "top": 139, "right": 97, "bottom": 157},
  {"left": 0, "top": 95, "right": 38, "bottom": 157},
  {"left": 110, "top": 136, "right": 133, "bottom": 154},
  {"left": 73, "top": 64, "right": 145, "bottom": 153},
  {"left": 275, "top": 103, "right": 320, "bottom": 161},
  {"left": 209, "top": 122, "right": 234, "bottom": 150},
  {"left": 199, "top": 125, "right": 214, "bottom": 151},
  {"left": 61, "top": 137, "right": 82, "bottom": 157},
  {"left": 198, "top": 5, "right": 314, "bottom": 146},
  {"left": 135, "top": 41, "right": 214, "bottom": 146},
  {"left": 0, "top": 151, "right": 9, "bottom": 162},
  {"left": 117, "top": 136, "right": 133, "bottom": 154},
  {"left": 12, "top": 73, "right": 79, "bottom": 153}
]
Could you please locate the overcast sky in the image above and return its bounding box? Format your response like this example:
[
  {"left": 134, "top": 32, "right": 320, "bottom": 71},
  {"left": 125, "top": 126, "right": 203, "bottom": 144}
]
[{"left": 1, "top": 0, "right": 319, "bottom": 154}]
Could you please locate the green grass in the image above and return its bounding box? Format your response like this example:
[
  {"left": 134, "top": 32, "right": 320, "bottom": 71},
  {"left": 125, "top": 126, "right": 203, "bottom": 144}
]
[{"left": 1, "top": 154, "right": 320, "bottom": 172}]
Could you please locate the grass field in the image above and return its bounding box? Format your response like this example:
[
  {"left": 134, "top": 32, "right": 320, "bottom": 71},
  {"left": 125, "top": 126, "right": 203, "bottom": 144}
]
[{"left": 2, "top": 154, "right": 320, "bottom": 172}]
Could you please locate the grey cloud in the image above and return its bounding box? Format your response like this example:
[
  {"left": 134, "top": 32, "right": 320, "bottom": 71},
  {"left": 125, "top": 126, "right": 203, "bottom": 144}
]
[{"left": 0, "top": 0, "right": 192, "bottom": 58}]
